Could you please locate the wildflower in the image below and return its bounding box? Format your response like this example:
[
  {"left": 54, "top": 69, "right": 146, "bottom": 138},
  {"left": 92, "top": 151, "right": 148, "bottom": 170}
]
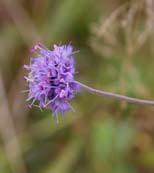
[
  {"left": 25, "top": 43, "right": 154, "bottom": 121},
  {"left": 24, "top": 43, "right": 80, "bottom": 116}
]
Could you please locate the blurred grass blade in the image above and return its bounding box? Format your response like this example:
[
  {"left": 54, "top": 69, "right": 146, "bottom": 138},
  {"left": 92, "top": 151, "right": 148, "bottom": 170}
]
[{"left": 40, "top": 138, "right": 82, "bottom": 173}]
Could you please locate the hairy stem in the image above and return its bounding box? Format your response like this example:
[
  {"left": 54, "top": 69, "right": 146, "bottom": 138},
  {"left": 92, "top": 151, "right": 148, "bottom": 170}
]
[{"left": 76, "top": 81, "right": 154, "bottom": 106}]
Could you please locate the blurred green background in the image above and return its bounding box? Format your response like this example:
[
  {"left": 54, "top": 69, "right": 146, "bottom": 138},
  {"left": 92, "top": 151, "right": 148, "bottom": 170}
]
[{"left": 0, "top": 0, "right": 154, "bottom": 173}]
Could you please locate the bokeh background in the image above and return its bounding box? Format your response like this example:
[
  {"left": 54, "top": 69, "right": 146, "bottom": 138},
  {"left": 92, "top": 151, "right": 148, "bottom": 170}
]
[{"left": 0, "top": 0, "right": 154, "bottom": 173}]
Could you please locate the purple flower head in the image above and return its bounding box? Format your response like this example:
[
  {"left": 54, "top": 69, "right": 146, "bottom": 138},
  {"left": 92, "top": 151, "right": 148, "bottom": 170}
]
[{"left": 24, "top": 43, "right": 80, "bottom": 115}]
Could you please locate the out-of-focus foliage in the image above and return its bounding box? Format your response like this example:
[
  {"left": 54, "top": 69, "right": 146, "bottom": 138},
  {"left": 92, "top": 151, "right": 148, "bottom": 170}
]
[
  {"left": 92, "top": 118, "right": 135, "bottom": 173},
  {"left": 0, "top": 0, "right": 154, "bottom": 173}
]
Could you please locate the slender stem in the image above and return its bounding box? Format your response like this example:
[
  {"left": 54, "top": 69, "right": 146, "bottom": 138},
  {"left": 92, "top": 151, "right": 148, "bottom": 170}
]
[{"left": 76, "top": 81, "right": 154, "bottom": 106}]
